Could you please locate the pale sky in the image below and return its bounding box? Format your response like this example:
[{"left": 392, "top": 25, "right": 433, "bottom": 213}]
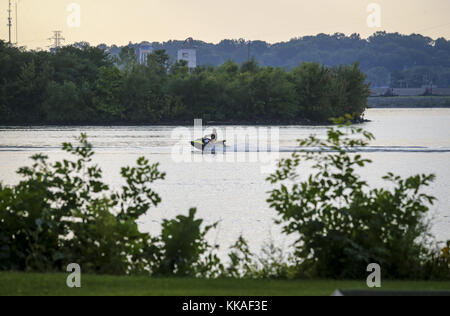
[{"left": 1, "top": 0, "right": 450, "bottom": 49}]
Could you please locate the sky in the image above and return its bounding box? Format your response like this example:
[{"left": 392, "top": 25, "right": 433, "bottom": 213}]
[{"left": 1, "top": 0, "right": 450, "bottom": 49}]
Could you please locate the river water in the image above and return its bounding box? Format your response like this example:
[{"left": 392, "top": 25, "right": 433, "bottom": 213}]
[{"left": 1, "top": 108, "right": 449, "bottom": 256}]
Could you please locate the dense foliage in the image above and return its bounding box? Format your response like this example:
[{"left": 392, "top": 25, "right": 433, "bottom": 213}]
[
  {"left": 0, "top": 134, "right": 221, "bottom": 276},
  {"left": 147, "top": 208, "right": 223, "bottom": 278},
  {"left": 110, "top": 32, "right": 450, "bottom": 88},
  {"left": 0, "top": 134, "right": 163, "bottom": 273},
  {"left": 0, "top": 40, "right": 369, "bottom": 125},
  {"left": 267, "top": 118, "right": 450, "bottom": 279}
]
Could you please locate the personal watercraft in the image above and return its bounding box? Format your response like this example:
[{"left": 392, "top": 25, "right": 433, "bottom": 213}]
[{"left": 190, "top": 138, "right": 226, "bottom": 151}]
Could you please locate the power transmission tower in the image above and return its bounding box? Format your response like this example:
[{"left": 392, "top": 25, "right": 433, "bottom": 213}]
[
  {"left": 48, "top": 31, "right": 65, "bottom": 50},
  {"left": 7, "top": 0, "right": 12, "bottom": 43}
]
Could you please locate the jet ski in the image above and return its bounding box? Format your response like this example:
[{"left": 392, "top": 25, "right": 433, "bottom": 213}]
[{"left": 190, "top": 138, "right": 226, "bottom": 151}]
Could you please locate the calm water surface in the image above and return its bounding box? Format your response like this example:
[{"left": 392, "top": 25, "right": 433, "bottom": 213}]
[{"left": 1, "top": 108, "right": 449, "bottom": 256}]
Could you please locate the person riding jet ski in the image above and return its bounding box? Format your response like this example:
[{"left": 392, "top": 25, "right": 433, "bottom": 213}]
[
  {"left": 191, "top": 128, "right": 224, "bottom": 151},
  {"left": 203, "top": 129, "right": 218, "bottom": 145}
]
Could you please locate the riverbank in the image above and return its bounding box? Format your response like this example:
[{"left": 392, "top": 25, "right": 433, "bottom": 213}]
[
  {"left": 368, "top": 96, "right": 450, "bottom": 108},
  {"left": 0, "top": 117, "right": 368, "bottom": 127},
  {"left": 1, "top": 272, "right": 449, "bottom": 296}
]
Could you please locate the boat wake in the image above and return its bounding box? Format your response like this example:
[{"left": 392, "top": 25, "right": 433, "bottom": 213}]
[{"left": 201, "top": 145, "right": 450, "bottom": 154}]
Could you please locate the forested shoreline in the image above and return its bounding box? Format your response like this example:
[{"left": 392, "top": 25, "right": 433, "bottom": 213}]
[{"left": 0, "top": 41, "right": 369, "bottom": 125}]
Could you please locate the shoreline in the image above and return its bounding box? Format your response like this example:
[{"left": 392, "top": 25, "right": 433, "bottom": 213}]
[
  {"left": 0, "top": 119, "right": 367, "bottom": 128},
  {"left": 2, "top": 106, "right": 450, "bottom": 127}
]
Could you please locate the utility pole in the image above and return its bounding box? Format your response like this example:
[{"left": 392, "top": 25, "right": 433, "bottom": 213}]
[
  {"left": 247, "top": 41, "right": 251, "bottom": 62},
  {"left": 15, "top": 1, "right": 18, "bottom": 44},
  {"left": 7, "top": 0, "right": 12, "bottom": 44},
  {"left": 48, "top": 31, "right": 65, "bottom": 50}
]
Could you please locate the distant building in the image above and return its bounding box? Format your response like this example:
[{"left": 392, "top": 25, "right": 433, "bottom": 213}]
[
  {"left": 177, "top": 48, "right": 197, "bottom": 68},
  {"left": 138, "top": 43, "right": 153, "bottom": 64}
]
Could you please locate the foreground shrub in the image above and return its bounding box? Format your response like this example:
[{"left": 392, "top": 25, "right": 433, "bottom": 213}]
[
  {"left": 267, "top": 118, "right": 449, "bottom": 279},
  {"left": 0, "top": 134, "right": 166, "bottom": 274},
  {"left": 146, "top": 208, "right": 223, "bottom": 278},
  {"left": 0, "top": 134, "right": 224, "bottom": 276}
]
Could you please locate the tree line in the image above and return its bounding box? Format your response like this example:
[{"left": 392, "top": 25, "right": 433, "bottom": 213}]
[
  {"left": 108, "top": 32, "right": 450, "bottom": 88},
  {"left": 0, "top": 40, "right": 369, "bottom": 125}
]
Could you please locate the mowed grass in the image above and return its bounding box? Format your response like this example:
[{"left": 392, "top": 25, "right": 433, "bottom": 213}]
[{"left": 1, "top": 272, "right": 450, "bottom": 296}]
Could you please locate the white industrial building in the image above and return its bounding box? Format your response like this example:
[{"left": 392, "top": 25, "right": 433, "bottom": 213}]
[{"left": 177, "top": 48, "right": 197, "bottom": 69}]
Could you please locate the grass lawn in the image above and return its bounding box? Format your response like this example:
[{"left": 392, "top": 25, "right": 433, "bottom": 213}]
[{"left": 1, "top": 272, "right": 450, "bottom": 296}]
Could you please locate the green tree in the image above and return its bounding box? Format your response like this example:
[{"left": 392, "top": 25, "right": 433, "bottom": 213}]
[
  {"left": 119, "top": 46, "right": 138, "bottom": 74},
  {"left": 251, "top": 67, "right": 298, "bottom": 120},
  {"left": 121, "top": 66, "right": 163, "bottom": 122},
  {"left": 290, "top": 62, "right": 333, "bottom": 122},
  {"left": 267, "top": 119, "right": 445, "bottom": 279},
  {"left": 331, "top": 63, "right": 370, "bottom": 118},
  {"left": 147, "top": 49, "right": 170, "bottom": 75},
  {"left": 240, "top": 57, "right": 260, "bottom": 74},
  {"left": 0, "top": 134, "right": 166, "bottom": 274},
  {"left": 41, "top": 81, "right": 91, "bottom": 124},
  {"left": 147, "top": 208, "right": 222, "bottom": 277},
  {"left": 93, "top": 66, "right": 124, "bottom": 121}
]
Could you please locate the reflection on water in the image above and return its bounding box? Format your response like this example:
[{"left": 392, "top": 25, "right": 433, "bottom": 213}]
[{"left": 0, "top": 108, "right": 449, "bottom": 256}]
